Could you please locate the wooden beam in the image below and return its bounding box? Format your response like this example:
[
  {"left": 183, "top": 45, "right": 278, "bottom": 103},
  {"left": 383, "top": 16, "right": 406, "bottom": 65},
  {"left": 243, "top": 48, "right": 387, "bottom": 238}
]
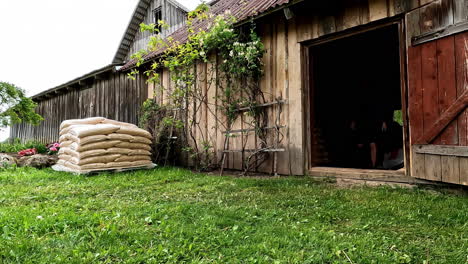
[
  {"left": 222, "top": 125, "right": 286, "bottom": 134},
  {"left": 414, "top": 144, "right": 468, "bottom": 157},
  {"left": 234, "top": 100, "right": 287, "bottom": 112},
  {"left": 78, "top": 80, "right": 87, "bottom": 86},
  {"left": 222, "top": 149, "right": 285, "bottom": 153},
  {"left": 413, "top": 21, "right": 468, "bottom": 46},
  {"left": 416, "top": 90, "right": 468, "bottom": 144}
]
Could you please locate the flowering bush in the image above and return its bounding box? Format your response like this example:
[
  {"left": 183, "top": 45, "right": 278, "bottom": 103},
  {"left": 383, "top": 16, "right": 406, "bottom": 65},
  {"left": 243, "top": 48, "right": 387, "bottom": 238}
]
[
  {"left": 46, "top": 142, "right": 60, "bottom": 155},
  {"left": 17, "top": 142, "right": 59, "bottom": 157},
  {"left": 18, "top": 148, "right": 37, "bottom": 157}
]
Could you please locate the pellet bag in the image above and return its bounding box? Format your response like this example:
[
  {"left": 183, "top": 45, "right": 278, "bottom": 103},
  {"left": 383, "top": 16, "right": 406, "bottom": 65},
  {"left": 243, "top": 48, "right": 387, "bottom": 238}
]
[{"left": 52, "top": 117, "right": 155, "bottom": 174}]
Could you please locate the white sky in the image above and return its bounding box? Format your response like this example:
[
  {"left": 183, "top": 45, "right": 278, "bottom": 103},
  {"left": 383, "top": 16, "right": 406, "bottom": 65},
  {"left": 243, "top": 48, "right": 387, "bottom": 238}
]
[{"left": 0, "top": 0, "right": 201, "bottom": 140}]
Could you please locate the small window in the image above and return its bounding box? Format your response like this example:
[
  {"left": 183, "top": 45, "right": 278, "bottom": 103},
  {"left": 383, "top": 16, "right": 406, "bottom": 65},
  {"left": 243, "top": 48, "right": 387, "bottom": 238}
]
[{"left": 153, "top": 7, "right": 162, "bottom": 33}]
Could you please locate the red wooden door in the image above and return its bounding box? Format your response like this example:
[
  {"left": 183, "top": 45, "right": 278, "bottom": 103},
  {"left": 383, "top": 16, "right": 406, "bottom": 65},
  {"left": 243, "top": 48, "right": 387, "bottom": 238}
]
[{"left": 408, "top": 31, "right": 468, "bottom": 186}]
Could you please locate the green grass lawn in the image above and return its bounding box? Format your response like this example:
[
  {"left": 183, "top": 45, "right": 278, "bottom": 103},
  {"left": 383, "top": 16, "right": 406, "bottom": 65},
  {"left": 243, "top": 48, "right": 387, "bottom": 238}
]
[{"left": 0, "top": 167, "right": 466, "bottom": 263}]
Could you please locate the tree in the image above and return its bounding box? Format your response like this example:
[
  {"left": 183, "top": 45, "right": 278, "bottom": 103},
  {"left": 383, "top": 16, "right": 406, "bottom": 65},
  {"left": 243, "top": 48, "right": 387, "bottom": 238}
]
[{"left": 0, "top": 82, "right": 43, "bottom": 127}]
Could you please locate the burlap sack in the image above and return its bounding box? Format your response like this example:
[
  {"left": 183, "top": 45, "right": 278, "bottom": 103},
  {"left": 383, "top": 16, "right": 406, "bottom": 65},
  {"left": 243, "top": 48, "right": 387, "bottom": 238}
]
[
  {"left": 60, "top": 117, "right": 106, "bottom": 130},
  {"left": 116, "top": 127, "right": 152, "bottom": 139},
  {"left": 59, "top": 134, "right": 108, "bottom": 145},
  {"left": 101, "top": 119, "right": 138, "bottom": 128},
  {"left": 59, "top": 125, "right": 88, "bottom": 136},
  {"left": 69, "top": 124, "right": 120, "bottom": 138},
  {"left": 75, "top": 140, "right": 121, "bottom": 152},
  {"left": 58, "top": 148, "right": 76, "bottom": 157},
  {"left": 59, "top": 128, "right": 69, "bottom": 136},
  {"left": 106, "top": 148, "right": 133, "bottom": 155},
  {"left": 115, "top": 155, "right": 152, "bottom": 162},
  {"left": 78, "top": 154, "right": 121, "bottom": 166},
  {"left": 58, "top": 160, "right": 109, "bottom": 171},
  {"left": 58, "top": 154, "right": 74, "bottom": 162},
  {"left": 59, "top": 134, "right": 74, "bottom": 143},
  {"left": 129, "top": 149, "right": 151, "bottom": 156},
  {"left": 115, "top": 142, "right": 151, "bottom": 151},
  {"left": 130, "top": 136, "right": 152, "bottom": 145},
  {"left": 59, "top": 148, "right": 108, "bottom": 159},
  {"left": 59, "top": 140, "right": 73, "bottom": 148},
  {"left": 57, "top": 159, "right": 82, "bottom": 172},
  {"left": 107, "top": 133, "right": 135, "bottom": 142}
]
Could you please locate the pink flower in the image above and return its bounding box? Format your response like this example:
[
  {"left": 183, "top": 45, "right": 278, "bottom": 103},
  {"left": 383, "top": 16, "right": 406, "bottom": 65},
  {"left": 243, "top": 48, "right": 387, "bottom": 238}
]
[{"left": 50, "top": 147, "right": 57, "bottom": 152}]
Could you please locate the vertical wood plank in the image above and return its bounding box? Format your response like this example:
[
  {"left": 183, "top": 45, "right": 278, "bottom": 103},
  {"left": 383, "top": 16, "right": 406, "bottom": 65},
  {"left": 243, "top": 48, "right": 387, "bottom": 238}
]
[
  {"left": 342, "top": 0, "right": 361, "bottom": 30},
  {"left": 408, "top": 46, "right": 424, "bottom": 144},
  {"left": 421, "top": 41, "right": 442, "bottom": 179},
  {"left": 359, "top": 0, "right": 370, "bottom": 25},
  {"left": 368, "top": 0, "right": 388, "bottom": 21},
  {"left": 387, "top": 0, "right": 396, "bottom": 16},
  {"left": 441, "top": 155, "right": 460, "bottom": 184},
  {"left": 120, "top": 73, "right": 126, "bottom": 122},
  {"left": 421, "top": 40, "right": 440, "bottom": 142},
  {"left": 412, "top": 150, "right": 426, "bottom": 178},
  {"left": 455, "top": 32, "right": 468, "bottom": 146},
  {"left": 394, "top": 0, "right": 411, "bottom": 14},
  {"left": 453, "top": 0, "right": 468, "bottom": 23},
  {"left": 436, "top": 36, "right": 458, "bottom": 145},
  {"left": 295, "top": 10, "right": 315, "bottom": 42},
  {"left": 406, "top": 9, "right": 421, "bottom": 46},
  {"left": 207, "top": 54, "right": 218, "bottom": 165},
  {"left": 276, "top": 16, "right": 290, "bottom": 175},
  {"left": 319, "top": 15, "right": 336, "bottom": 36},
  {"left": 439, "top": 0, "right": 454, "bottom": 27},
  {"left": 288, "top": 16, "right": 304, "bottom": 175},
  {"left": 258, "top": 22, "right": 275, "bottom": 173},
  {"left": 459, "top": 157, "right": 468, "bottom": 185},
  {"left": 425, "top": 154, "right": 442, "bottom": 181},
  {"left": 419, "top": 2, "right": 441, "bottom": 34},
  {"left": 197, "top": 62, "right": 208, "bottom": 166}
]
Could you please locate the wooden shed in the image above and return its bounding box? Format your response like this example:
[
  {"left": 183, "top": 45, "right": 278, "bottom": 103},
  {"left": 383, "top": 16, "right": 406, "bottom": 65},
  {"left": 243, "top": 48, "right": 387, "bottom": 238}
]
[{"left": 12, "top": 0, "right": 468, "bottom": 186}]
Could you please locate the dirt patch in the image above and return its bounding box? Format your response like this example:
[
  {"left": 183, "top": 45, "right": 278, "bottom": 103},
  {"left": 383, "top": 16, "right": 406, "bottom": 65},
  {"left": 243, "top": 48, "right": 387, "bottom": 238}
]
[{"left": 335, "top": 178, "right": 415, "bottom": 189}]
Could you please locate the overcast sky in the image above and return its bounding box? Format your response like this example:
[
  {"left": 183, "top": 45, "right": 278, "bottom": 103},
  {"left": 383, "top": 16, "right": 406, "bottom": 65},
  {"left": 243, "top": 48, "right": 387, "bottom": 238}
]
[
  {"left": 0, "top": 0, "right": 201, "bottom": 97},
  {"left": 0, "top": 0, "right": 201, "bottom": 140}
]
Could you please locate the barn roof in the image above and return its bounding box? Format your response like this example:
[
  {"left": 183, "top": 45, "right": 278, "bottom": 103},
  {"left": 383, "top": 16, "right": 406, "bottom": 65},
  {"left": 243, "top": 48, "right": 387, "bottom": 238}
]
[
  {"left": 32, "top": 64, "right": 120, "bottom": 101},
  {"left": 32, "top": 0, "right": 295, "bottom": 101},
  {"left": 119, "top": 0, "right": 295, "bottom": 71},
  {"left": 112, "top": 0, "right": 190, "bottom": 64}
]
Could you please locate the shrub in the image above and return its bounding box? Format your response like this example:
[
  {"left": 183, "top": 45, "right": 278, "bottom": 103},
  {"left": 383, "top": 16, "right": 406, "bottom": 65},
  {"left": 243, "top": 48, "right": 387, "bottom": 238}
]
[{"left": 0, "top": 139, "right": 51, "bottom": 154}]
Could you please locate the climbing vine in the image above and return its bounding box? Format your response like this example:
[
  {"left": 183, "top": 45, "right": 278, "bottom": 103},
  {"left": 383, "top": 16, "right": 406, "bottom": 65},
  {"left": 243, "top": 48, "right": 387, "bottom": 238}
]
[{"left": 134, "top": 4, "right": 274, "bottom": 172}]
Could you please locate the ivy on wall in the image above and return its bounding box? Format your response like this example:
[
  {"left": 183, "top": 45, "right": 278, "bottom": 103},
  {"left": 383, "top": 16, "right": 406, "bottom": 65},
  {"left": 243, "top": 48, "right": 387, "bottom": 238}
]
[{"left": 131, "top": 4, "right": 272, "bottom": 172}]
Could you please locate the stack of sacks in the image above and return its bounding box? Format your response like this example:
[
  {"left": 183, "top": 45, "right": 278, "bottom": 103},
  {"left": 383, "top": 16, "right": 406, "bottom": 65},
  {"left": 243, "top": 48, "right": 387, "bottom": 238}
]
[{"left": 55, "top": 117, "right": 154, "bottom": 173}]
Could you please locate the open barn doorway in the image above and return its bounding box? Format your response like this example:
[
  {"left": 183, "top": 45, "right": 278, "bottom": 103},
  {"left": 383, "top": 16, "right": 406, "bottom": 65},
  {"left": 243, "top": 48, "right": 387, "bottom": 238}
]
[{"left": 308, "top": 23, "right": 408, "bottom": 173}]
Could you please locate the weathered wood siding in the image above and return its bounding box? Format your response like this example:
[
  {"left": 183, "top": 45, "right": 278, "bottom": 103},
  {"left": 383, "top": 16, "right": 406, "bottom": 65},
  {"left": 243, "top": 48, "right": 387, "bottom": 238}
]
[
  {"left": 407, "top": 0, "right": 468, "bottom": 185},
  {"left": 10, "top": 72, "right": 148, "bottom": 143},
  {"left": 155, "top": 0, "right": 433, "bottom": 175},
  {"left": 126, "top": 0, "right": 187, "bottom": 61}
]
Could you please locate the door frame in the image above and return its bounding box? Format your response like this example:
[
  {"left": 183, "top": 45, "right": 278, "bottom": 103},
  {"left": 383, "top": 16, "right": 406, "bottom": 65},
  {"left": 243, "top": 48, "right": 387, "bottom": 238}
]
[{"left": 301, "top": 16, "right": 411, "bottom": 176}]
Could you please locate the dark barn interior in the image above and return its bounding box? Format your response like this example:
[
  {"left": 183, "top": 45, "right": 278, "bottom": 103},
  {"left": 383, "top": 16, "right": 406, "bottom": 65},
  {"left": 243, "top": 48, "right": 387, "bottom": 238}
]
[{"left": 310, "top": 24, "right": 404, "bottom": 170}]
